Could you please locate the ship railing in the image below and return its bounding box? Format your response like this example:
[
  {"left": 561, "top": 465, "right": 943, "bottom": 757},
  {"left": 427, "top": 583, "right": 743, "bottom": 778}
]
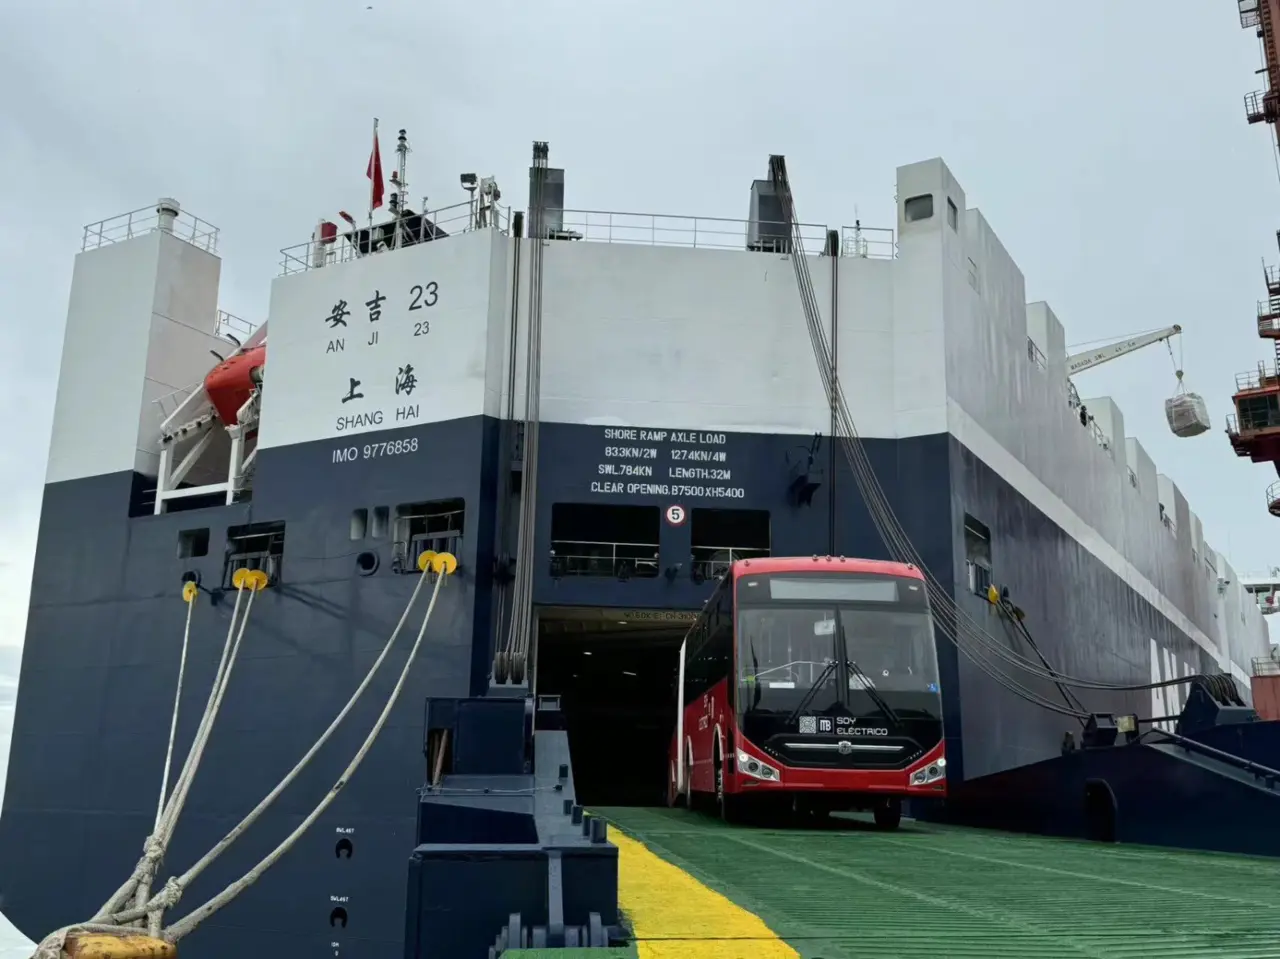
[
  {"left": 1146, "top": 726, "right": 1280, "bottom": 790},
  {"left": 1245, "top": 90, "right": 1270, "bottom": 123},
  {"left": 551, "top": 209, "right": 835, "bottom": 256},
  {"left": 393, "top": 530, "right": 463, "bottom": 573},
  {"left": 1026, "top": 337, "right": 1047, "bottom": 371},
  {"left": 216, "top": 309, "right": 256, "bottom": 340},
  {"left": 153, "top": 383, "right": 201, "bottom": 427},
  {"left": 690, "top": 545, "right": 770, "bottom": 582},
  {"left": 965, "top": 560, "right": 992, "bottom": 597},
  {"left": 1253, "top": 656, "right": 1280, "bottom": 676},
  {"left": 549, "top": 540, "right": 660, "bottom": 579},
  {"left": 1268, "top": 480, "right": 1280, "bottom": 518},
  {"left": 1227, "top": 410, "right": 1280, "bottom": 436},
  {"left": 1234, "top": 364, "right": 1280, "bottom": 392},
  {"left": 279, "top": 199, "right": 513, "bottom": 275},
  {"left": 839, "top": 224, "right": 897, "bottom": 259},
  {"left": 1066, "top": 379, "right": 1082, "bottom": 410},
  {"left": 83, "top": 204, "right": 219, "bottom": 254}
]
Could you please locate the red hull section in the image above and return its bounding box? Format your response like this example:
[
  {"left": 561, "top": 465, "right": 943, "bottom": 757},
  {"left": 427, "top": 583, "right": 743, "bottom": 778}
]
[{"left": 205, "top": 344, "right": 265, "bottom": 427}]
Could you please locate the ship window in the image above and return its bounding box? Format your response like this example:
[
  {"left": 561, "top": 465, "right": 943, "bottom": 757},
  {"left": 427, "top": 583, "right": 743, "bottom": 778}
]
[
  {"left": 350, "top": 508, "right": 368, "bottom": 541},
  {"left": 549, "top": 503, "right": 659, "bottom": 579},
  {"left": 178, "top": 528, "right": 209, "bottom": 559},
  {"left": 963, "top": 514, "right": 992, "bottom": 597},
  {"left": 690, "top": 508, "right": 769, "bottom": 584},
  {"left": 223, "top": 521, "right": 285, "bottom": 589},
  {"left": 904, "top": 194, "right": 934, "bottom": 222},
  {"left": 1236, "top": 393, "right": 1280, "bottom": 431},
  {"left": 371, "top": 505, "right": 390, "bottom": 538},
  {"left": 392, "top": 498, "right": 464, "bottom": 573},
  {"left": 947, "top": 197, "right": 958, "bottom": 230}
]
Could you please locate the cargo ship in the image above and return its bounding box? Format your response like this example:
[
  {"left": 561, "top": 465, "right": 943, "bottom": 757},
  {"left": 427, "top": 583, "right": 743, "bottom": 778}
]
[{"left": 0, "top": 131, "right": 1270, "bottom": 959}]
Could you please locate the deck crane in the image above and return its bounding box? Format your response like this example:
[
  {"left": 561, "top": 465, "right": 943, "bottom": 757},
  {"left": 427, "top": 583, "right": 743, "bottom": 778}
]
[
  {"left": 1064, "top": 323, "right": 1209, "bottom": 438},
  {"left": 1065, "top": 325, "right": 1182, "bottom": 376}
]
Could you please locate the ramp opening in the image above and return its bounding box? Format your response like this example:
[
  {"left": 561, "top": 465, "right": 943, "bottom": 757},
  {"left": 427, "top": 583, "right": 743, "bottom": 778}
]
[{"left": 536, "top": 608, "right": 691, "bottom": 806}]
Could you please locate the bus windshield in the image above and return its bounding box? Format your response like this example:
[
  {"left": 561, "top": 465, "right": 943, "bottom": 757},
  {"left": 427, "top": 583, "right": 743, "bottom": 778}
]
[
  {"left": 737, "top": 606, "right": 844, "bottom": 716},
  {"left": 735, "top": 572, "right": 940, "bottom": 719}
]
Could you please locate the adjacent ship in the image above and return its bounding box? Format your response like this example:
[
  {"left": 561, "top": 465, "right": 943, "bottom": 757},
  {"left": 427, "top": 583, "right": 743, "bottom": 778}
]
[{"left": 0, "top": 138, "right": 1269, "bottom": 959}]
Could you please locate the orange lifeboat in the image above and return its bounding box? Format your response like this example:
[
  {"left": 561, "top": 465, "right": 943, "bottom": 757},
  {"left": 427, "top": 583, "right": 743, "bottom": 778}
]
[{"left": 204, "top": 343, "right": 265, "bottom": 427}]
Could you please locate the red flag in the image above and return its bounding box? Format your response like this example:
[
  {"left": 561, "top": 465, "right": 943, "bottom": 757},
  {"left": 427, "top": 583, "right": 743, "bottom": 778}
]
[{"left": 367, "top": 130, "right": 384, "bottom": 211}]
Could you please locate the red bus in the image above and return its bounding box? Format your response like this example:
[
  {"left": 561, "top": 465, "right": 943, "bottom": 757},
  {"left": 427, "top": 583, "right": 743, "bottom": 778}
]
[{"left": 667, "top": 556, "right": 946, "bottom": 828}]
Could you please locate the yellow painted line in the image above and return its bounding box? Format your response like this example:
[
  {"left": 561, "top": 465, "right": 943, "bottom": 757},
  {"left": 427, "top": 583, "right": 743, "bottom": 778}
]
[{"left": 612, "top": 828, "right": 799, "bottom": 959}]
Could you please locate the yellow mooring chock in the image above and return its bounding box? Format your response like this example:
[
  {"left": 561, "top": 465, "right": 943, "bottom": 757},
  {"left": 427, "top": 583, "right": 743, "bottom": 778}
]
[
  {"left": 417, "top": 550, "right": 458, "bottom": 575},
  {"left": 231, "top": 568, "right": 270, "bottom": 591},
  {"left": 63, "top": 933, "right": 176, "bottom": 959}
]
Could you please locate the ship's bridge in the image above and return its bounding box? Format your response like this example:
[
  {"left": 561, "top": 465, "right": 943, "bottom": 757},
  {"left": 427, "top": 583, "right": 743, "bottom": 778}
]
[
  {"left": 1226, "top": 357, "right": 1280, "bottom": 513},
  {"left": 1226, "top": 261, "right": 1280, "bottom": 514}
]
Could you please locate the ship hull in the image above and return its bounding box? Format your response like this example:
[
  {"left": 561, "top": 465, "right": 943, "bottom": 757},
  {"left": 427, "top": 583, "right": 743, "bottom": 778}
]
[{"left": 0, "top": 415, "right": 1230, "bottom": 958}]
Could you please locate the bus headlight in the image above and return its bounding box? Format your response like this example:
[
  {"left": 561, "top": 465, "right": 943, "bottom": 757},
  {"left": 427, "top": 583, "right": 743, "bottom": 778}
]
[
  {"left": 910, "top": 756, "right": 946, "bottom": 785},
  {"left": 736, "top": 749, "right": 781, "bottom": 782}
]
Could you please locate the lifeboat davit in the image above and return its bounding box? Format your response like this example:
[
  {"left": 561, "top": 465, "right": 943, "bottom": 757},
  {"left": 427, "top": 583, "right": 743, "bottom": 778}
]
[{"left": 204, "top": 343, "right": 265, "bottom": 427}]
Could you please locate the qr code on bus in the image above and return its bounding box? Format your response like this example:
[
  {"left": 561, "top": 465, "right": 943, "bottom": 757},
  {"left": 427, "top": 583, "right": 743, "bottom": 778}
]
[{"left": 798, "top": 716, "right": 817, "bottom": 734}]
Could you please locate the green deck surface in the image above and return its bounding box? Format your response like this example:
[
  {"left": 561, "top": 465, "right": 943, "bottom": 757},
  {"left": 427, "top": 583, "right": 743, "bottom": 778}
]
[{"left": 595, "top": 806, "right": 1280, "bottom": 959}]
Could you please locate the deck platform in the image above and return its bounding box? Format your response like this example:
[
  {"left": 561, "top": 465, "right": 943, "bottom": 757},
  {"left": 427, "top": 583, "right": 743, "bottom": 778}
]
[{"left": 596, "top": 807, "right": 1280, "bottom": 959}]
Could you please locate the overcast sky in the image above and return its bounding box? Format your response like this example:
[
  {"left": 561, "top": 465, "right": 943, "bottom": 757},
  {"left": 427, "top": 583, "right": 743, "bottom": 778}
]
[{"left": 1, "top": 0, "right": 1279, "bottom": 949}]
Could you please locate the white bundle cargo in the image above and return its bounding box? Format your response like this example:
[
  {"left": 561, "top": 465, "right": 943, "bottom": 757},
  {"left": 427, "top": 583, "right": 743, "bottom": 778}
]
[{"left": 1165, "top": 392, "right": 1210, "bottom": 438}]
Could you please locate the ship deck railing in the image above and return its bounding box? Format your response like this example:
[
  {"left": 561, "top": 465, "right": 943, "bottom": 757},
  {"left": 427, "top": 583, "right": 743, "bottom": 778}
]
[
  {"left": 690, "top": 545, "right": 770, "bottom": 581},
  {"left": 549, "top": 540, "right": 660, "bottom": 579},
  {"left": 83, "top": 204, "right": 219, "bottom": 254},
  {"left": 1226, "top": 411, "right": 1280, "bottom": 437},
  {"left": 279, "top": 205, "right": 897, "bottom": 275},
  {"left": 1234, "top": 364, "right": 1280, "bottom": 393},
  {"left": 1253, "top": 656, "right": 1280, "bottom": 676}
]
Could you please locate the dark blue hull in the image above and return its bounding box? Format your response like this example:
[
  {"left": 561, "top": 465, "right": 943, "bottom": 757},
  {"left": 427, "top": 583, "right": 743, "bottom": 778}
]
[{"left": 0, "top": 415, "right": 1223, "bottom": 958}]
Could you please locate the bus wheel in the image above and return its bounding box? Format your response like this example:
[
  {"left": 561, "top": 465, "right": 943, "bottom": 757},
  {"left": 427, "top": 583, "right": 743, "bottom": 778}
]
[{"left": 873, "top": 797, "right": 902, "bottom": 830}]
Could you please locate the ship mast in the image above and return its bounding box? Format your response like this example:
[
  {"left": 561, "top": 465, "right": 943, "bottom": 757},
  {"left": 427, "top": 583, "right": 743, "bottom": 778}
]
[{"left": 1228, "top": 1, "right": 1280, "bottom": 517}]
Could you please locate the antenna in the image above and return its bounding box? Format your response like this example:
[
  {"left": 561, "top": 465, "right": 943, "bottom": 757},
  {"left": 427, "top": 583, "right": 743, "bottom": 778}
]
[
  {"left": 389, "top": 128, "right": 410, "bottom": 249},
  {"left": 460, "top": 173, "right": 478, "bottom": 228}
]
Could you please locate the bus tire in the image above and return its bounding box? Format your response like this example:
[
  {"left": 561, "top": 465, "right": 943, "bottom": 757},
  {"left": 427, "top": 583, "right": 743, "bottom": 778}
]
[{"left": 873, "top": 797, "right": 902, "bottom": 830}]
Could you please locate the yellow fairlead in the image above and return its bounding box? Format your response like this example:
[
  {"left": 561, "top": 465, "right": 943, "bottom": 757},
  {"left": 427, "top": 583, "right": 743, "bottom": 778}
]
[
  {"left": 231, "top": 568, "right": 269, "bottom": 592},
  {"left": 181, "top": 582, "right": 198, "bottom": 604},
  {"left": 419, "top": 549, "right": 458, "bottom": 575}
]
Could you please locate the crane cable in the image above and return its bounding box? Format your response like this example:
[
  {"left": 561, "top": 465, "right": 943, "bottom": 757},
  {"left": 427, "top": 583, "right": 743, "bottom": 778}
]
[
  {"left": 31, "top": 551, "right": 455, "bottom": 959},
  {"left": 768, "top": 156, "right": 1228, "bottom": 706}
]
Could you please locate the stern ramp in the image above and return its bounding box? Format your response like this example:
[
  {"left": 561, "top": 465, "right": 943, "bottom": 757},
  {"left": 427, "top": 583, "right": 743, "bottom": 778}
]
[{"left": 596, "top": 807, "right": 1280, "bottom": 959}]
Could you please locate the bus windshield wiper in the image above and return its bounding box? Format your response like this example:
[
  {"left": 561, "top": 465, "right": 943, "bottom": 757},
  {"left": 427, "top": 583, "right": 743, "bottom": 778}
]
[
  {"left": 844, "top": 658, "right": 902, "bottom": 727},
  {"left": 835, "top": 616, "right": 901, "bottom": 727},
  {"left": 785, "top": 659, "right": 838, "bottom": 727}
]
